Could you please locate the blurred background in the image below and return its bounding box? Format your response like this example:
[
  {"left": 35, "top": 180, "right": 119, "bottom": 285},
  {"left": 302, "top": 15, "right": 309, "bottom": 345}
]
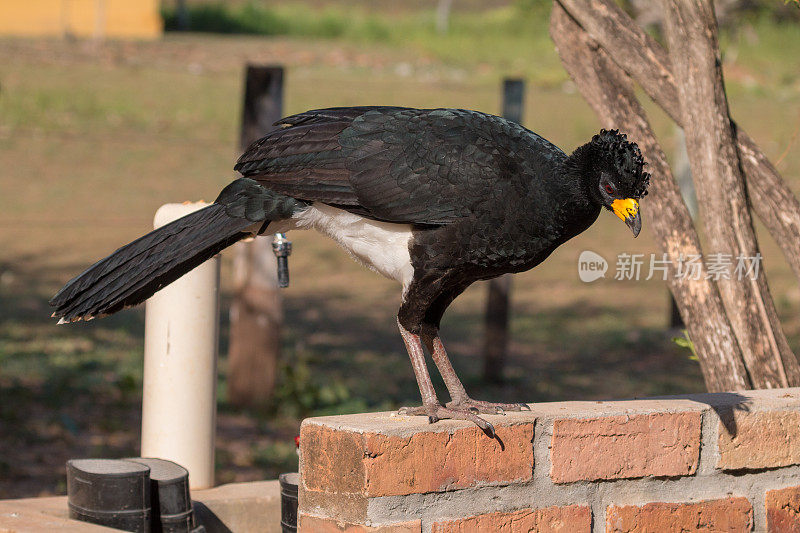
[{"left": 0, "top": 0, "right": 798, "bottom": 498}]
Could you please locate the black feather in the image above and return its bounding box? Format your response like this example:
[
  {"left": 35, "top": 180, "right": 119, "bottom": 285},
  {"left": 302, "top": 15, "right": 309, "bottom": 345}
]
[
  {"left": 591, "top": 129, "right": 650, "bottom": 198},
  {"left": 236, "top": 106, "right": 568, "bottom": 226}
]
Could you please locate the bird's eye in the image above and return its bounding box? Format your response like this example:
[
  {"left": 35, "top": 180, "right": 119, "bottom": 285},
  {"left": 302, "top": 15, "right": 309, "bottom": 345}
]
[{"left": 604, "top": 184, "right": 615, "bottom": 195}]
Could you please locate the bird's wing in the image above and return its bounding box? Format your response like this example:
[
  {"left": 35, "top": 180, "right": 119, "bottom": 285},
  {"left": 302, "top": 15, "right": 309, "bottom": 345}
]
[
  {"left": 235, "top": 107, "right": 564, "bottom": 225},
  {"left": 234, "top": 113, "right": 357, "bottom": 206}
]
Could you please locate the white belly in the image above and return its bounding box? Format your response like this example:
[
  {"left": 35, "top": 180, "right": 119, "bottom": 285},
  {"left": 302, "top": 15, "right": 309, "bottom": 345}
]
[{"left": 264, "top": 203, "right": 415, "bottom": 292}]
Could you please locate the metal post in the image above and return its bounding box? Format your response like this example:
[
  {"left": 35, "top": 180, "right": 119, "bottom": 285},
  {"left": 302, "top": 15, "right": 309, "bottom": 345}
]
[
  {"left": 483, "top": 78, "right": 524, "bottom": 383},
  {"left": 141, "top": 202, "right": 219, "bottom": 490}
]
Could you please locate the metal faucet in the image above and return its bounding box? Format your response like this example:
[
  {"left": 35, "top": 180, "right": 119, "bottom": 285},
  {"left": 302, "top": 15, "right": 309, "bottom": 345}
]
[{"left": 272, "top": 233, "right": 292, "bottom": 288}]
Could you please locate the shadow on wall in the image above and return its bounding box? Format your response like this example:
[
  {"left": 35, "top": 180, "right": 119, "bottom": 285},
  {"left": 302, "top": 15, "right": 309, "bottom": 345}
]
[{"left": 649, "top": 391, "right": 751, "bottom": 438}]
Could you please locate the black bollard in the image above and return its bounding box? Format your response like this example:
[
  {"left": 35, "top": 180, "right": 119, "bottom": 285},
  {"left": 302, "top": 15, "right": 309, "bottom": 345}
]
[
  {"left": 279, "top": 472, "right": 299, "bottom": 532},
  {"left": 67, "top": 459, "right": 151, "bottom": 532},
  {"left": 126, "top": 457, "right": 204, "bottom": 533}
]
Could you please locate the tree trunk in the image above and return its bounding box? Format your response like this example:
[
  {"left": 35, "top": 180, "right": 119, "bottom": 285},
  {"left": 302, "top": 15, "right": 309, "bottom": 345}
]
[
  {"left": 550, "top": 4, "right": 750, "bottom": 391},
  {"left": 556, "top": 0, "right": 800, "bottom": 289},
  {"left": 662, "top": 0, "right": 796, "bottom": 388},
  {"left": 228, "top": 240, "right": 283, "bottom": 406},
  {"left": 227, "top": 66, "right": 285, "bottom": 407}
]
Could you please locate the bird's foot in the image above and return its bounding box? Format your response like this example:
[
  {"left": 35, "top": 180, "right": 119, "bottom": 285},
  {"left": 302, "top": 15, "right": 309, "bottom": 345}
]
[
  {"left": 446, "top": 398, "right": 531, "bottom": 415},
  {"left": 397, "top": 404, "right": 496, "bottom": 438}
]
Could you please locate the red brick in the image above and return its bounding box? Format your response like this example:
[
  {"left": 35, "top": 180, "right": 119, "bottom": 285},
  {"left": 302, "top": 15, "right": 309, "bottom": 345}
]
[
  {"left": 718, "top": 410, "right": 800, "bottom": 470},
  {"left": 363, "top": 423, "right": 533, "bottom": 496},
  {"left": 606, "top": 498, "right": 753, "bottom": 533},
  {"left": 767, "top": 485, "right": 800, "bottom": 532},
  {"left": 299, "top": 514, "right": 421, "bottom": 533},
  {"left": 432, "top": 505, "right": 591, "bottom": 533},
  {"left": 298, "top": 487, "right": 367, "bottom": 525},
  {"left": 550, "top": 412, "right": 701, "bottom": 483},
  {"left": 301, "top": 423, "right": 366, "bottom": 494},
  {"left": 301, "top": 422, "right": 533, "bottom": 497}
]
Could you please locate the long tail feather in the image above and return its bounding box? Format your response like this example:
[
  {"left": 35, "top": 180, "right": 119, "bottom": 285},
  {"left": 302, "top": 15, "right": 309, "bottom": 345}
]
[
  {"left": 50, "top": 204, "right": 251, "bottom": 322},
  {"left": 50, "top": 178, "right": 307, "bottom": 322}
]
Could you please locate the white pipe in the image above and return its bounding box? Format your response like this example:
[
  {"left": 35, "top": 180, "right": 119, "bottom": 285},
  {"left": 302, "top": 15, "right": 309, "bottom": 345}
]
[{"left": 141, "top": 202, "right": 219, "bottom": 489}]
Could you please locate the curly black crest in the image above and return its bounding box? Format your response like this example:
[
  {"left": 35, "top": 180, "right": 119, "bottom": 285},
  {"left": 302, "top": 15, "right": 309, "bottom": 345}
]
[{"left": 592, "top": 129, "right": 651, "bottom": 198}]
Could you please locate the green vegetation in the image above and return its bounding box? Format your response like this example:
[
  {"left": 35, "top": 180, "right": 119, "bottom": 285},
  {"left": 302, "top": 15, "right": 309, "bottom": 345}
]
[
  {"left": 162, "top": 3, "right": 373, "bottom": 39},
  {"left": 672, "top": 330, "right": 699, "bottom": 362},
  {"left": 161, "top": 1, "right": 563, "bottom": 84}
]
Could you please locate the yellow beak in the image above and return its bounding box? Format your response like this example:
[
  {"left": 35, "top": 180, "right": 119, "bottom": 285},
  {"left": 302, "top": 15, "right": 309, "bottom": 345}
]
[{"left": 611, "top": 198, "right": 641, "bottom": 237}]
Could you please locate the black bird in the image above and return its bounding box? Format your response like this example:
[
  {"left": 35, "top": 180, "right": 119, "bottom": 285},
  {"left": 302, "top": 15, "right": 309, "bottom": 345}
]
[{"left": 51, "top": 107, "right": 650, "bottom": 436}]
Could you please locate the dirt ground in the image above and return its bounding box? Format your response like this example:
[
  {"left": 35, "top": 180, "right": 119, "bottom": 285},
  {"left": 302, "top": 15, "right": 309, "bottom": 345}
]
[{"left": 1, "top": 25, "right": 798, "bottom": 497}]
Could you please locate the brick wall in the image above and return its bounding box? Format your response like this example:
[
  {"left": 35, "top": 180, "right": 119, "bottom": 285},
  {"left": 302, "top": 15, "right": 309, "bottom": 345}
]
[{"left": 297, "top": 388, "right": 800, "bottom": 532}]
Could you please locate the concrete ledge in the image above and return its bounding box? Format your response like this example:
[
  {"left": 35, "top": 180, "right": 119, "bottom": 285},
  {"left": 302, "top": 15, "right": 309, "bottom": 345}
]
[
  {"left": 0, "top": 480, "right": 281, "bottom": 533},
  {"left": 191, "top": 480, "right": 281, "bottom": 532},
  {"left": 299, "top": 388, "right": 800, "bottom": 533},
  {"left": 0, "top": 496, "right": 117, "bottom": 532}
]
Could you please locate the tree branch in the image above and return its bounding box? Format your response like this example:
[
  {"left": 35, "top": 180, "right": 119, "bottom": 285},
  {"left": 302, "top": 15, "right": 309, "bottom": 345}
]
[
  {"left": 556, "top": 0, "right": 800, "bottom": 288},
  {"left": 550, "top": 3, "right": 750, "bottom": 391}
]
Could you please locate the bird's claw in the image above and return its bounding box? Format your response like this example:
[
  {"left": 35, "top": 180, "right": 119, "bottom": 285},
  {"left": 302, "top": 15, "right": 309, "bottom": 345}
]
[
  {"left": 396, "top": 404, "right": 496, "bottom": 439},
  {"left": 446, "top": 398, "right": 528, "bottom": 415}
]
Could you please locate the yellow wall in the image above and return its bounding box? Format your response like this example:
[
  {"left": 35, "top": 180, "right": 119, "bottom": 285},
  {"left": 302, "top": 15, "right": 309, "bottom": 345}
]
[{"left": 0, "top": 0, "right": 162, "bottom": 39}]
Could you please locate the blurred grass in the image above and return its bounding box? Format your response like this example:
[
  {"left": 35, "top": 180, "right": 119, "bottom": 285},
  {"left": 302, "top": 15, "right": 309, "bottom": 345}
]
[
  {"left": 160, "top": 1, "right": 564, "bottom": 85},
  {"left": 158, "top": 0, "right": 800, "bottom": 89},
  {"left": 0, "top": 1, "right": 799, "bottom": 497}
]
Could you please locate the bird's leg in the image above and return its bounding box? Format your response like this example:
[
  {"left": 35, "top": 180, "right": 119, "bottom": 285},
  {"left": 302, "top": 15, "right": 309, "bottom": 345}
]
[
  {"left": 396, "top": 319, "right": 495, "bottom": 437},
  {"left": 397, "top": 318, "right": 438, "bottom": 410},
  {"left": 422, "top": 332, "right": 530, "bottom": 415}
]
